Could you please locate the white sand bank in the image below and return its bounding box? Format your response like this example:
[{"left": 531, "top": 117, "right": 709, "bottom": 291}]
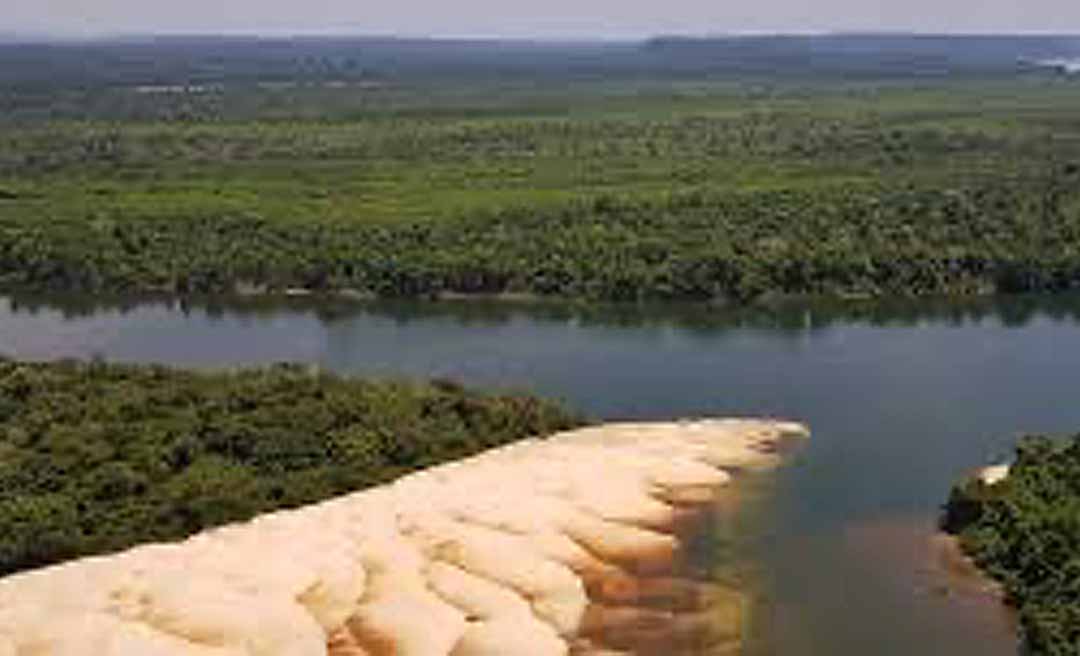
[
  {"left": 0, "top": 418, "right": 808, "bottom": 656},
  {"left": 977, "top": 464, "right": 1010, "bottom": 486}
]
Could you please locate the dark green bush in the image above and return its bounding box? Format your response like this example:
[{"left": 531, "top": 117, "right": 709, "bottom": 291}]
[
  {"left": 0, "top": 360, "right": 583, "bottom": 575},
  {"left": 943, "top": 434, "right": 1080, "bottom": 654},
  {"left": 3, "top": 182, "right": 1080, "bottom": 302}
]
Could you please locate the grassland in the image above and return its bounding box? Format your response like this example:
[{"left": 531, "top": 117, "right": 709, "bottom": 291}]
[{"left": 2, "top": 37, "right": 1080, "bottom": 301}]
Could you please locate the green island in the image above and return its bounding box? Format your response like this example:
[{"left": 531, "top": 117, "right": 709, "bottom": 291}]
[
  {"left": 0, "top": 358, "right": 581, "bottom": 577},
  {"left": 943, "top": 435, "right": 1080, "bottom": 654},
  {"left": 2, "top": 36, "right": 1080, "bottom": 302}
]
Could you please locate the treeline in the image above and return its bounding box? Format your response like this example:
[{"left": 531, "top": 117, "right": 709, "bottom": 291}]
[
  {"left": 942, "top": 435, "right": 1080, "bottom": 654},
  {"left": 0, "top": 359, "right": 582, "bottom": 576},
  {"left": 0, "top": 112, "right": 1016, "bottom": 175},
  {"left": 2, "top": 80, "right": 1080, "bottom": 303},
  {"left": 2, "top": 182, "right": 1080, "bottom": 302}
]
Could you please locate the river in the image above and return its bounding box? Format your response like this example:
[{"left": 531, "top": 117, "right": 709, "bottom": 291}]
[{"left": 6, "top": 293, "right": 1078, "bottom": 654}]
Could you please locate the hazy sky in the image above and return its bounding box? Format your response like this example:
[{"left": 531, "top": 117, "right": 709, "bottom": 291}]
[{"left": 9, "top": 0, "right": 1080, "bottom": 38}]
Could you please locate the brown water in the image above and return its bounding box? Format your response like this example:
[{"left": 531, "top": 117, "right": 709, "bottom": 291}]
[
  {"left": 744, "top": 516, "right": 1015, "bottom": 655},
  {"left": 4, "top": 292, "right": 1068, "bottom": 654}
]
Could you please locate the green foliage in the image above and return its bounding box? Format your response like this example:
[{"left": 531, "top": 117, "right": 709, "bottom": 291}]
[
  {"left": 0, "top": 360, "right": 583, "bottom": 576},
  {"left": 2, "top": 40, "right": 1080, "bottom": 302},
  {"left": 2, "top": 79, "right": 1080, "bottom": 302},
  {"left": 2, "top": 180, "right": 1080, "bottom": 302},
  {"left": 943, "top": 435, "right": 1080, "bottom": 654}
]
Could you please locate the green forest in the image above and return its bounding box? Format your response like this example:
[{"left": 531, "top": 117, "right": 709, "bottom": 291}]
[
  {"left": 943, "top": 435, "right": 1080, "bottom": 655},
  {"left": 2, "top": 36, "right": 1080, "bottom": 303},
  {"left": 0, "top": 359, "right": 581, "bottom": 576}
]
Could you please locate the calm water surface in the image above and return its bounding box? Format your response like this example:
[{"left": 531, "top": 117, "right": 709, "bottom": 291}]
[{"left": 5, "top": 293, "right": 1080, "bottom": 655}]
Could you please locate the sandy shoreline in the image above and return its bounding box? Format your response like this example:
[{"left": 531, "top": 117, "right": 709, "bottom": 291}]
[{"left": 0, "top": 418, "right": 807, "bottom": 656}]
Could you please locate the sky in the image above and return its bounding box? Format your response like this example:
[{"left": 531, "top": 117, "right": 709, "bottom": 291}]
[{"left": 7, "top": 0, "right": 1080, "bottom": 39}]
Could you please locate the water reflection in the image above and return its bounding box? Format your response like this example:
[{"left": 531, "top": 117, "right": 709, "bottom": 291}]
[{"left": 7, "top": 291, "right": 1080, "bottom": 333}]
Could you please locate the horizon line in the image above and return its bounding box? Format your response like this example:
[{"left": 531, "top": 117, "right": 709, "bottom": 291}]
[{"left": 5, "top": 29, "right": 1080, "bottom": 44}]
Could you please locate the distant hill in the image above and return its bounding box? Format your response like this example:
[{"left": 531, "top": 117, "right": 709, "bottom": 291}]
[
  {"left": 642, "top": 34, "right": 1080, "bottom": 78},
  {"left": 0, "top": 36, "right": 638, "bottom": 88},
  {"left": 1, "top": 33, "right": 1079, "bottom": 89}
]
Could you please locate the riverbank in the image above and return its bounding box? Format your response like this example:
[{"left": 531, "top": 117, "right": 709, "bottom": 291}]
[
  {"left": 0, "top": 418, "right": 809, "bottom": 656},
  {"left": 943, "top": 436, "right": 1080, "bottom": 653}
]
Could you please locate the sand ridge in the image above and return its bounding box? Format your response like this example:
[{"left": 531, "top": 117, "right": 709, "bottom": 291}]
[
  {"left": 0, "top": 418, "right": 808, "bottom": 656},
  {"left": 977, "top": 464, "right": 1010, "bottom": 486}
]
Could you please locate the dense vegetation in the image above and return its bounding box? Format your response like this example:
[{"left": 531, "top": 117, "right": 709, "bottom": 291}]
[
  {"left": 2, "top": 36, "right": 1080, "bottom": 302},
  {"left": 0, "top": 359, "right": 582, "bottom": 576},
  {"left": 942, "top": 435, "right": 1080, "bottom": 655}
]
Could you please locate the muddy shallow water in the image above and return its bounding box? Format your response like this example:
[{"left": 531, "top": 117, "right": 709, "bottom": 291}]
[{"left": 5, "top": 293, "right": 1076, "bottom": 654}]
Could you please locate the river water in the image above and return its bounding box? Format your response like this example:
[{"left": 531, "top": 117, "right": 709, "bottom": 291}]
[{"left": 5, "top": 293, "right": 1079, "bottom": 654}]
